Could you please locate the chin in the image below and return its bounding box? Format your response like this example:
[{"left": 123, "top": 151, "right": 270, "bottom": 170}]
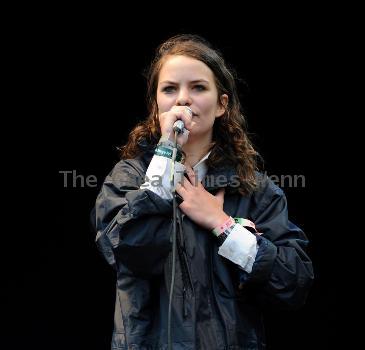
[{"left": 188, "top": 129, "right": 211, "bottom": 139}]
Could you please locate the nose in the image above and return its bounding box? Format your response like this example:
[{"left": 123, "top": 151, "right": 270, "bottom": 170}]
[{"left": 176, "top": 87, "right": 192, "bottom": 107}]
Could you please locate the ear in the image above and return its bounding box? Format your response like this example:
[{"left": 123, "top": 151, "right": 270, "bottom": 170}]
[{"left": 216, "top": 94, "right": 229, "bottom": 118}]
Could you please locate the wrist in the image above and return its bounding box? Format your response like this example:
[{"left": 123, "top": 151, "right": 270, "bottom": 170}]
[
  {"left": 154, "top": 143, "right": 183, "bottom": 162},
  {"left": 211, "top": 215, "right": 235, "bottom": 247},
  {"left": 158, "top": 135, "right": 183, "bottom": 150},
  {"left": 159, "top": 133, "right": 173, "bottom": 143},
  {"left": 209, "top": 213, "right": 231, "bottom": 232}
]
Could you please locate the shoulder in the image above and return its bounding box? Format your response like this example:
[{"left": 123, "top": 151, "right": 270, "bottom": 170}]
[
  {"left": 251, "top": 171, "right": 286, "bottom": 214},
  {"left": 255, "top": 171, "right": 284, "bottom": 197},
  {"left": 112, "top": 157, "right": 147, "bottom": 176},
  {"left": 104, "top": 156, "right": 148, "bottom": 190}
]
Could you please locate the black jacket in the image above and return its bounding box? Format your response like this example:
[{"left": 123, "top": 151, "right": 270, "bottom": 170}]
[{"left": 92, "top": 147, "right": 314, "bottom": 350}]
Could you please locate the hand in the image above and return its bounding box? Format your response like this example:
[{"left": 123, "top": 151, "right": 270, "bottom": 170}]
[
  {"left": 159, "top": 106, "right": 196, "bottom": 146},
  {"left": 175, "top": 163, "right": 229, "bottom": 230}
]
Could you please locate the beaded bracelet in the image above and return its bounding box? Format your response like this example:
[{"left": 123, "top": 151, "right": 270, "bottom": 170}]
[
  {"left": 212, "top": 216, "right": 235, "bottom": 237},
  {"left": 212, "top": 216, "right": 260, "bottom": 245}
]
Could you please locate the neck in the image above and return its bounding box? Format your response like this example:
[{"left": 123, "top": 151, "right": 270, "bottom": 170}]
[{"left": 182, "top": 133, "right": 213, "bottom": 167}]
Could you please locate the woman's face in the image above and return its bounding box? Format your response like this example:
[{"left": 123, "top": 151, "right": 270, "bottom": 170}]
[{"left": 156, "top": 55, "right": 227, "bottom": 140}]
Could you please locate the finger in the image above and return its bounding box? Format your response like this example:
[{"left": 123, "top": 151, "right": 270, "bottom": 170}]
[
  {"left": 184, "top": 163, "right": 194, "bottom": 176},
  {"left": 175, "top": 181, "right": 187, "bottom": 196},
  {"left": 176, "top": 128, "right": 190, "bottom": 145},
  {"left": 184, "top": 164, "right": 199, "bottom": 187},
  {"left": 171, "top": 106, "right": 193, "bottom": 130},
  {"left": 171, "top": 105, "right": 193, "bottom": 119},
  {"left": 187, "top": 164, "right": 203, "bottom": 188},
  {"left": 180, "top": 173, "right": 194, "bottom": 190}
]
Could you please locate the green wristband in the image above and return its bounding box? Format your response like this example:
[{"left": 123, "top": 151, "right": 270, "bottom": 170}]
[
  {"left": 154, "top": 145, "right": 183, "bottom": 162},
  {"left": 233, "top": 217, "right": 257, "bottom": 233}
]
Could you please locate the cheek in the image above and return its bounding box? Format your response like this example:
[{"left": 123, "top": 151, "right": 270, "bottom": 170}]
[
  {"left": 198, "top": 96, "right": 219, "bottom": 115},
  {"left": 156, "top": 94, "right": 174, "bottom": 114}
]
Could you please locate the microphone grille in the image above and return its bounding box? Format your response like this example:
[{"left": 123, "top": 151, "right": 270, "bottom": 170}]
[{"left": 173, "top": 120, "right": 185, "bottom": 133}]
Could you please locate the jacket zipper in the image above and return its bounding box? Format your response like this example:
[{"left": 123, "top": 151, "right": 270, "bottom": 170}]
[
  {"left": 182, "top": 287, "right": 188, "bottom": 318},
  {"left": 176, "top": 232, "right": 192, "bottom": 319},
  {"left": 176, "top": 213, "right": 195, "bottom": 319},
  {"left": 177, "top": 212, "right": 195, "bottom": 294}
]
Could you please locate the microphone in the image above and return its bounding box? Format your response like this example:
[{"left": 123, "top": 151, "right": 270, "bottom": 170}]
[
  {"left": 173, "top": 120, "right": 185, "bottom": 134},
  {"left": 173, "top": 107, "right": 192, "bottom": 134}
]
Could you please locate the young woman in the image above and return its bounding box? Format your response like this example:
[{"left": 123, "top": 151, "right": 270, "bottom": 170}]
[{"left": 92, "top": 34, "right": 314, "bottom": 350}]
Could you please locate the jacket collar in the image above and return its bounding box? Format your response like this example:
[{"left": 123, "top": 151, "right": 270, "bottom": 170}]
[{"left": 203, "top": 164, "right": 238, "bottom": 192}]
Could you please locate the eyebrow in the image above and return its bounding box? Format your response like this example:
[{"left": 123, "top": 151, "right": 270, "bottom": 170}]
[{"left": 159, "top": 79, "right": 209, "bottom": 85}]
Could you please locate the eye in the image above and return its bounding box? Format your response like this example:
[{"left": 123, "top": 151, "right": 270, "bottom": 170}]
[
  {"left": 161, "top": 86, "right": 176, "bottom": 93},
  {"left": 193, "top": 84, "right": 206, "bottom": 91}
]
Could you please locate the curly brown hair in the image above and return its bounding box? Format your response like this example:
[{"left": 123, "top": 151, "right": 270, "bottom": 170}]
[{"left": 120, "top": 34, "right": 261, "bottom": 196}]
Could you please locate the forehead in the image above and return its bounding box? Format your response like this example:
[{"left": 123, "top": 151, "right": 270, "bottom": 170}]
[{"left": 158, "top": 55, "right": 215, "bottom": 83}]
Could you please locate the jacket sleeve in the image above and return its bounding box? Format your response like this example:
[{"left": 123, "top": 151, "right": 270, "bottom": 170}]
[
  {"left": 238, "top": 178, "right": 314, "bottom": 310},
  {"left": 91, "top": 159, "right": 173, "bottom": 278}
]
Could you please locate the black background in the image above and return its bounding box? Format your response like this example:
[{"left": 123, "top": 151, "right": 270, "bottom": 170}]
[{"left": 3, "top": 8, "right": 343, "bottom": 350}]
